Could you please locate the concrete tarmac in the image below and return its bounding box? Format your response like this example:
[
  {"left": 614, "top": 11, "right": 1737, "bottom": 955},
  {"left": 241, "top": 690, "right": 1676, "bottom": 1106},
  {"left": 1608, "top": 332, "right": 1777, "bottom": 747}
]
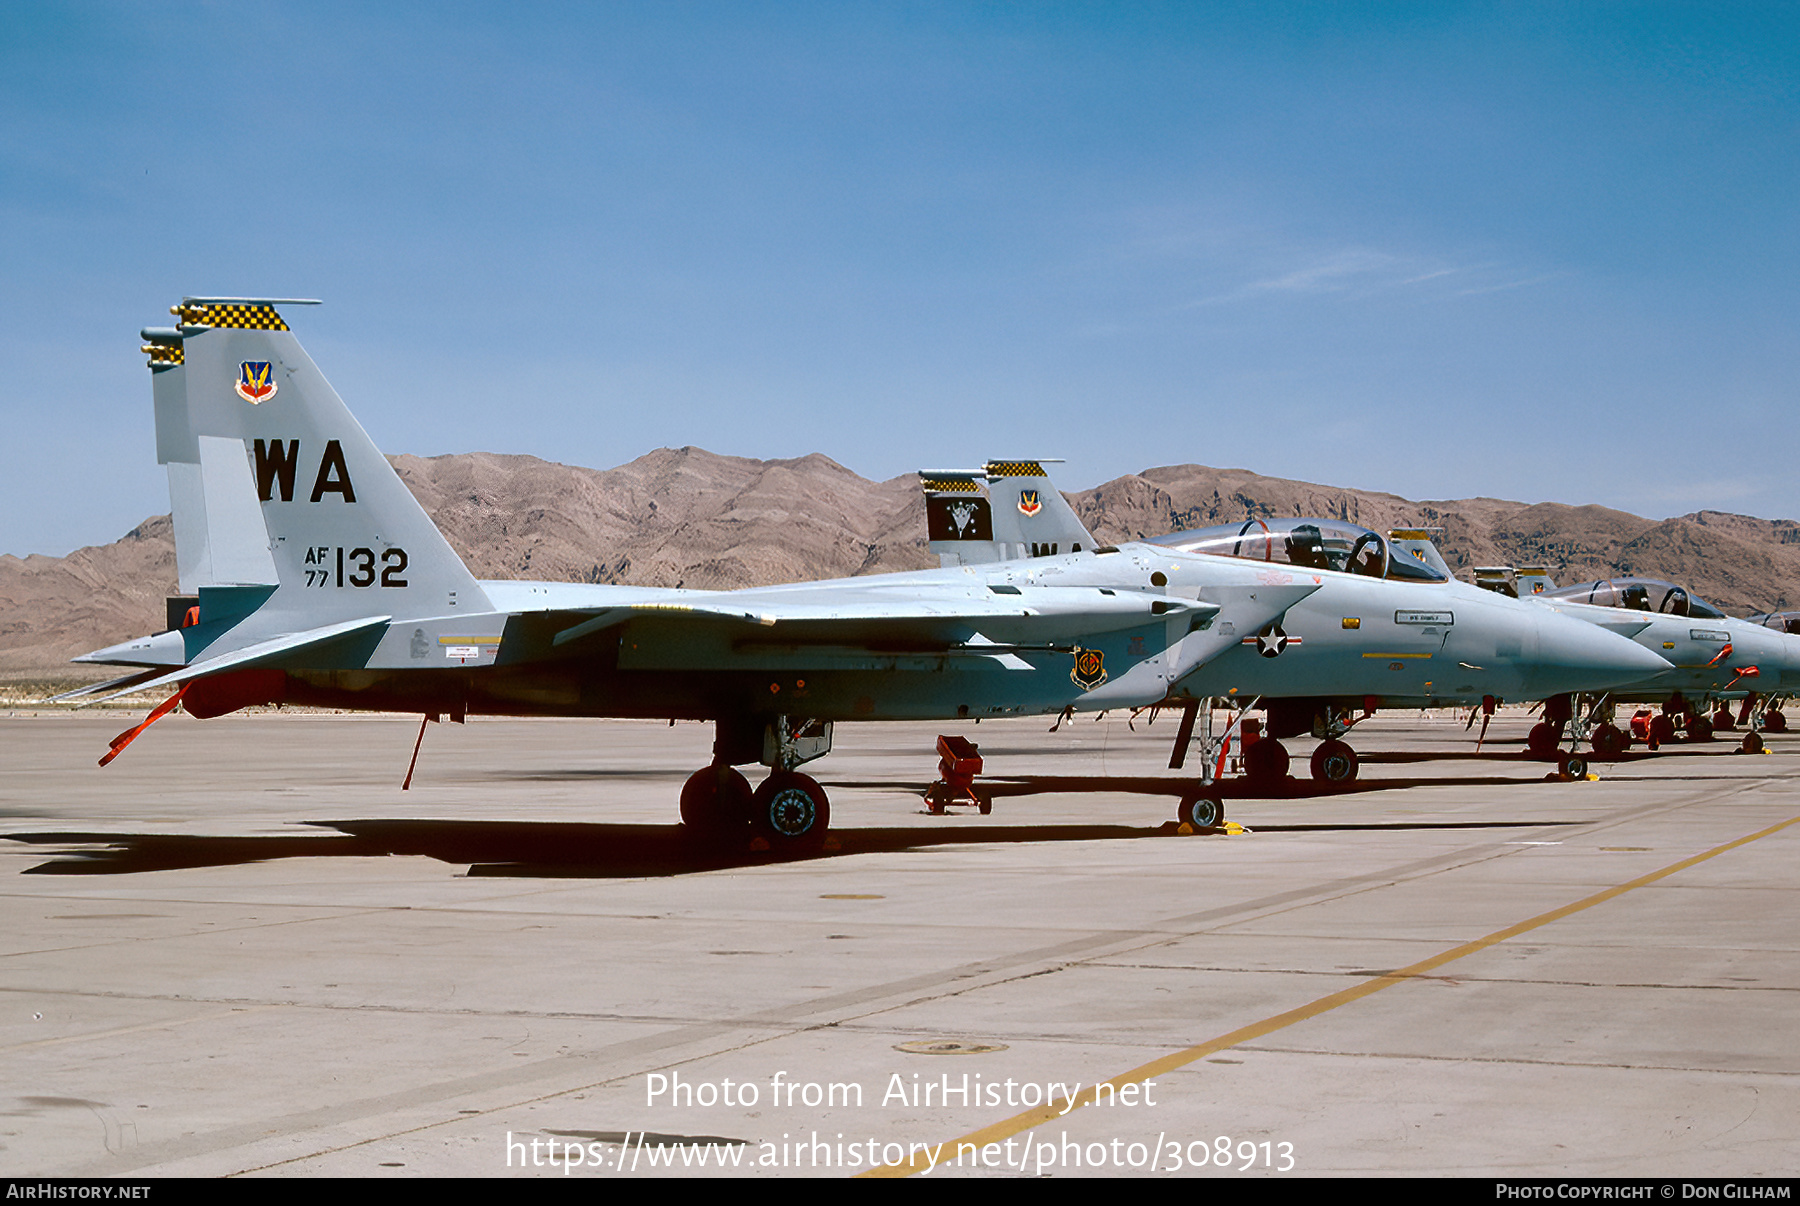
[{"left": 1, "top": 709, "right": 1796, "bottom": 1178}]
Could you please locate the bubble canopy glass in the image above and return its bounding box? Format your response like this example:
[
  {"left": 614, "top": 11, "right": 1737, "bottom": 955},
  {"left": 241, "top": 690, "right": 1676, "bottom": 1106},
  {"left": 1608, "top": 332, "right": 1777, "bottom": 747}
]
[
  {"left": 1146, "top": 517, "right": 1445, "bottom": 582},
  {"left": 1541, "top": 577, "right": 1727, "bottom": 619}
]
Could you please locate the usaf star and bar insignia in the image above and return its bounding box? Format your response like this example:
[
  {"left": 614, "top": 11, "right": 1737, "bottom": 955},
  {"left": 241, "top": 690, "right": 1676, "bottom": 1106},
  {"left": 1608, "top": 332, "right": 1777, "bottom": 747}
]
[{"left": 1246, "top": 622, "right": 1301, "bottom": 658}]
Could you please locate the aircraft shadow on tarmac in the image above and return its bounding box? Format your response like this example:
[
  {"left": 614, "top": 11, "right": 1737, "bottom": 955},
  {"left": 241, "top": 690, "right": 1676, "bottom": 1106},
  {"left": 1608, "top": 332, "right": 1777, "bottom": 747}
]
[{"left": 5, "top": 769, "right": 1586, "bottom": 878}]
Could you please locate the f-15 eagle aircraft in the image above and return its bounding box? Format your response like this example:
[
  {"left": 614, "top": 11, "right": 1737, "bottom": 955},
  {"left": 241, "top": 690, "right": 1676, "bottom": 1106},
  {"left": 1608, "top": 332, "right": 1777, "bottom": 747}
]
[
  {"left": 67, "top": 297, "right": 1358, "bottom": 852},
  {"left": 1455, "top": 567, "right": 1800, "bottom": 753},
  {"left": 920, "top": 466, "right": 1674, "bottom": 790}
]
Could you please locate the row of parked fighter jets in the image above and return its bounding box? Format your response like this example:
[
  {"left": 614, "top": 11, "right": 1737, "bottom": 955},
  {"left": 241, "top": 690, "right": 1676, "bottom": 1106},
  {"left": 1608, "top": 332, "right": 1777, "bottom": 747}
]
[{"left": 58, "top": 298, "right": 1800, "bottom": 851}]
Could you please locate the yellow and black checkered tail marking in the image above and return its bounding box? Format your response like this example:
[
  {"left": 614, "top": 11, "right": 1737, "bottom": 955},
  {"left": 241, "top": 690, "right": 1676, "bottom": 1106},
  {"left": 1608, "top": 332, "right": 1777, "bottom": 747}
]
[
  {"left": 172, "top": 302, "right": 289, "bottom": 331},
  {"left": 920, "top": 476, "right": 983, "bottom": 494},
  {"left": 985, "top": 460, "right": 1047, "bottom": 478},
  {"left": 141, "top": 338, "right": 184, "bottom": 369}
]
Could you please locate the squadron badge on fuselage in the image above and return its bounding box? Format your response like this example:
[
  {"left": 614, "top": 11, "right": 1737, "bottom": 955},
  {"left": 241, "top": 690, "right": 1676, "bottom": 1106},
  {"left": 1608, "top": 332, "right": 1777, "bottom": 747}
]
[
  {"left": 236, "top": 361, "right": 277, "bottom": 404},
  {"left": 1017, "top": 489, "right": 1042, "bottom": 517},
  {"left": 1071, "top": 646, "right": 1108, "bottom": 690}
]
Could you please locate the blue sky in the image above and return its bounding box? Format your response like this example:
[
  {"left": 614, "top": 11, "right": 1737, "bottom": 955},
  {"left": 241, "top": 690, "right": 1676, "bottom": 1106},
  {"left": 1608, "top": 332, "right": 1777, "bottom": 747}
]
[{"left": 2, "top": 2, "right": 1795, "bottom": 557}]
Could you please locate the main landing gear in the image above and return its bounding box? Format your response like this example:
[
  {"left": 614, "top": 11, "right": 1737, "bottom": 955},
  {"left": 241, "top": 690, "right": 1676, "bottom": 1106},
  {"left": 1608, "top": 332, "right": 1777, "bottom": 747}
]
[
  {"left": 682, "top": 716, "right": 834, "bottom": 855},
  {"left": 1296, "top": 700, "right": 1376, "bottom": 784}
]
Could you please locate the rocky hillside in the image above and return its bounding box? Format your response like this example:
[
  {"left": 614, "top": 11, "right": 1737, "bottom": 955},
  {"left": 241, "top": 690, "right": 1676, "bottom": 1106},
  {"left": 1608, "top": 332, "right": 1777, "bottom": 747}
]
[{"left": 6, "top": 452, "right": 1798, "bottom": 682}]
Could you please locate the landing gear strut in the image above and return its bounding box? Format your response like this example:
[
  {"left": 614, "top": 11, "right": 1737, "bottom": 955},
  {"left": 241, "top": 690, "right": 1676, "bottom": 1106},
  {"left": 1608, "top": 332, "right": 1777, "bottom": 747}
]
[
  {"left": 683, "top": 715, "right": 834, "bottom": 855},
  {"left": 1165, "top": 695, "right": 1265, "bottom": 829},
  {"left": 1539, "top": 693, "right": 1603, "bottom": 780}
]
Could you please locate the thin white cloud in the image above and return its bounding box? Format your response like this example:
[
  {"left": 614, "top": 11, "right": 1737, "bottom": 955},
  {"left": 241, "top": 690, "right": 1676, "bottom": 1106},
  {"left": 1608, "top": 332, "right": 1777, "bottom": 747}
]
[{"left": 1242, "top": 247, "right": 1405, "bottom": 294}]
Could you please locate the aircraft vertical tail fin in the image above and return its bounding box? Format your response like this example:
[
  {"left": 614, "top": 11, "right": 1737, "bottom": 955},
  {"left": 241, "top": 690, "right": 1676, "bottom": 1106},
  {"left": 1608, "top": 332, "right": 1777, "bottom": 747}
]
[
  {"left": 921, "top": 471, "right": 1001, "bottom": 567},
  {"left": 919, "top": 461, "right": 1098, "bottom": 566},
  {"left": 148, "top": 299, "right": 491, "bottom": 630},
  {"left": 982, "top": 459, "right": 1097, "bottom": 558},
  {"left": 1514, "top": 566, "right": 1557, "bottom": 596}
]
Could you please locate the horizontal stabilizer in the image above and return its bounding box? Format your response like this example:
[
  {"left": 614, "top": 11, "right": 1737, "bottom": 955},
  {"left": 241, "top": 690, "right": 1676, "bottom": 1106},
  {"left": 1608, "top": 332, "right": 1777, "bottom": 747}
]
[
  {"left": 86, "top": 614, "right": 392, "bottom": 705},
  {"left": 38, "top": 669, "right": 167, "bottom": 704}
]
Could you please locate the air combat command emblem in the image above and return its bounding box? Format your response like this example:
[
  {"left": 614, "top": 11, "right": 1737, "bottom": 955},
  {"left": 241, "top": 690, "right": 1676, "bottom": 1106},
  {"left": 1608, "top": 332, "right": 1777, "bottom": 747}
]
[{"left": 236, "top": 361, "right": 277, "bottom": 404}]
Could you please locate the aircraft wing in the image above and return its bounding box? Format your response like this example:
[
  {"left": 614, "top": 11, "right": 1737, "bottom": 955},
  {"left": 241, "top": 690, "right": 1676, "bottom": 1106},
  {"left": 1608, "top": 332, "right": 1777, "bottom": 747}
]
[{"left": 549, "top": 586, "right": 1218, "bottom": 650}]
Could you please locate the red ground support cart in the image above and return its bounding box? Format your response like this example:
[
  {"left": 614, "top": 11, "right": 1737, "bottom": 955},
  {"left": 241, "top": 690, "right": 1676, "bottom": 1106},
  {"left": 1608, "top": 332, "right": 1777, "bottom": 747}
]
[{"left": 923, "top": 734, "right": 990, "bottom": 814}]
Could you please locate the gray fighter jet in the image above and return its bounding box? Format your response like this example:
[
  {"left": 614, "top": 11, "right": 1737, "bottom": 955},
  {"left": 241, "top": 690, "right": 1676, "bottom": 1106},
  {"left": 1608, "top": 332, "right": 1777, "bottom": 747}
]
[
  {"left": 64, "top": 298, "right": 1351, "bottom": 851},
  {"left": 1461, "top": 569, "right": 1800, "bottom": 754},
  {"left": 920, "top": 467, "right": 1673, "bottom": 795},
  {"left": 67, "top": 299, "right": 1670, "bottom": 846}
]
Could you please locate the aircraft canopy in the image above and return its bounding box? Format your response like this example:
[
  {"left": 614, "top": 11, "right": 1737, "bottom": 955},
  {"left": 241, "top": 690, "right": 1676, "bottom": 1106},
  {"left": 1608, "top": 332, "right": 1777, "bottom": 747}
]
[
  {"left": 1148, "top": 517, "right": 1446, "bottom": 583},
  {"left": 1543, "top": 577, "right": 1727, "bottom": 619}
]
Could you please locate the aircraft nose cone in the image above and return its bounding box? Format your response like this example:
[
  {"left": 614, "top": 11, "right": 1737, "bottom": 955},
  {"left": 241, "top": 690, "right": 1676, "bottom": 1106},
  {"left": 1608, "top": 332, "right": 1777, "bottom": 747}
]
[{"left": 1520, "top": 611, "right": 1674, "bottom": 697}]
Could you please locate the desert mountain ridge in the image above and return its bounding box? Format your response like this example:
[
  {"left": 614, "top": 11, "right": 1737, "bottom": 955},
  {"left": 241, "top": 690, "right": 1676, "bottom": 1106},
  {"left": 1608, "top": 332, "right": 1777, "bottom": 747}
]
[{"left": 5, "top": 447, "right": 1799, "bottom": 681}]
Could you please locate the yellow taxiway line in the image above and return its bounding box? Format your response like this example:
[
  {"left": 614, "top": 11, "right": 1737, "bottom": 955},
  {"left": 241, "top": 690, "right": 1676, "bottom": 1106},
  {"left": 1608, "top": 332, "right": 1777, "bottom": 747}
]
[{"left": 860, "top": 810, "right": 1800, "bottom": 1178}]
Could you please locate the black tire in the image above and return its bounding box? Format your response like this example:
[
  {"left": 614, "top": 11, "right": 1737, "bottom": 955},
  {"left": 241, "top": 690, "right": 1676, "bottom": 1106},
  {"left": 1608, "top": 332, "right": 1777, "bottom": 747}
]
[
  {"left": 1526, "top": 722, "right": 1560, "bottom": 758},
  {"left": 977, "top": 796, "right": 992, "bottom": 816},
  {"left": 1243, "top": 738, "right": 1289, "bottom": 784},
  {"left": 680, "top": 765, "right": 752, "bottom": 834},
  {"left": 1309, "top": 739, "right": 1359, "bottom": 783},
  {"left": 1765, "top": 710, "right": 1787, "bottom": 733},
  {"left": 1686, "top": 715, "right": 1714, "bottom": 743},
  {"left": 1559, "top": 752, "right": 1589, "bottom": 779},
  {"left": 1742, "top": 731, "right": 1766, "bottom": 755},
  {"left": 1590, "top": 724, "right": 1626, "bottom": 758},
  {"left": 1650, "top": 715, "right": 1678, "bottom": 747},
  {"left": 1178, "top": 795, "right": 1224, "bottom": 829},
  {"left": 751, "top": 770, "right": 831, "bottom": 854}
]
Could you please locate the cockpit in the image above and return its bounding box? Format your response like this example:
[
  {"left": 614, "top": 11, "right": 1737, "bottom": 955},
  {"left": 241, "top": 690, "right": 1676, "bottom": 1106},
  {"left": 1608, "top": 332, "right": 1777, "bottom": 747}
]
[
  {"left": 1751, "top": 611, "right": 1800, "bottom": 635},
  {"left": 1541, "top": 577, "right": 1728, "bottom": 620},
  {"left": 1147, "top": 517, "right": 1447, "bottom": 582}
]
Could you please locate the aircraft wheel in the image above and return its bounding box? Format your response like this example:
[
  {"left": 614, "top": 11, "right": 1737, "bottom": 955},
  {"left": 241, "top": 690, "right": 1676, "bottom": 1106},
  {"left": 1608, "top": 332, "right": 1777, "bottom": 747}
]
[
  {"left": 1590, "top": 723, "right": 1626, "bottom": 759},
  {"left": 752, "top": 771, "right": 831, "bottom": 855},
  {"left": 1243, "top": 738, "right": 1289, "bottom": 784},
  {"left": 977, "top": 796, "right": 992, "bottom": 816},
  {"left": 1309, "top": 739, "right": 1358, "bottom": 783},
  {"left": 1526, "top": 722, "right": 1560, "bottom": 758},
  {"left": 1686, "top": 715, "right": 1714, "bottom": 743},
  {"left": 1711, "top": 708, "right": 1735, "bottom": 732},
  {"left": 1178, "top": 795, "right": 1225, "bottom": 829},
  {"left": 1559, "top": 752, "right": 1589, "bottom": 779},
  {"left": 680, "top": 764, "right": 752, "bottom": 836},
  {"left": 1649, "top": 715, "right": 1677, "bottom": 747},
  {"left": 1765, "top": 710, "right": 1787, "bottom": 733},
  {"left": 1742, "top": 731, "right": 1766, "bottom": 755}
]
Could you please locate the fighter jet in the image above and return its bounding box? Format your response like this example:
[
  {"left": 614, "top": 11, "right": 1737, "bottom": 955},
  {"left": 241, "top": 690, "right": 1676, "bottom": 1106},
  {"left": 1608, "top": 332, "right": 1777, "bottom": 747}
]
[
  {"left": 65, "top": 297, "right": 1359, "bottom": 852},
  {"left": 920, "top": 468, "right": 1674, "bottom": 800},
  {"left": 1468, "top": 571, "right": 1800, "bottom": 754}
]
